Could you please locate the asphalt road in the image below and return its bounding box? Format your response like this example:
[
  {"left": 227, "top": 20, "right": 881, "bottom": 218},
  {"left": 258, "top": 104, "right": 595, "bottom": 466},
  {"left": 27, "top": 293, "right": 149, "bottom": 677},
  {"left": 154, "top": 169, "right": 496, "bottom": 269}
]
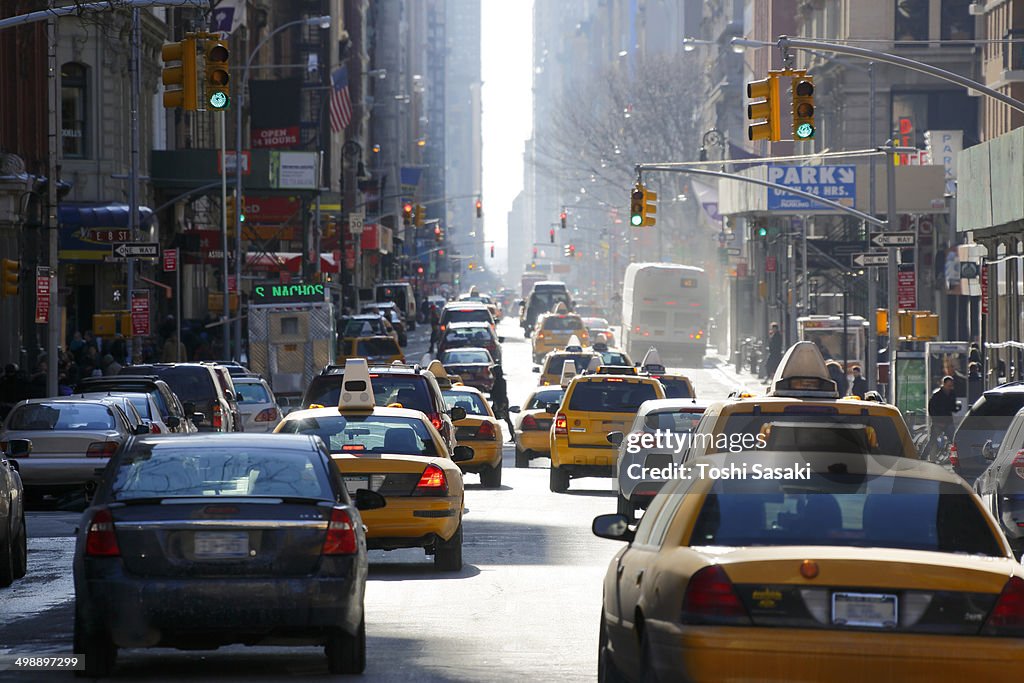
[{"left": 0, "top": 318, "right": 759, "bottom": 681}]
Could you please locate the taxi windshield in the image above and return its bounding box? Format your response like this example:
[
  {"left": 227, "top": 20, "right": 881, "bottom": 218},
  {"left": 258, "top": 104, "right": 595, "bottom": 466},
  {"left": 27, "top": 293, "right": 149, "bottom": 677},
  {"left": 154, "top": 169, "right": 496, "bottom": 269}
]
[
  {"left": 543, "top": 315, "right": 583, "bottom": 331},
  {"left": 658, "top": 378, "right": 692, "bottom": 399},
  {"left": 717, "top": 411, "right": 906, "bottom": 456},
  {"left": 442, "top": 349, "right": 491, "bottom": 364},
  {"left": 689, "top": 476, "right": 1001, "bottom": 556},
  {"left": 278, "top": 414, "right": 439, "bottom": 457},
  {"left": 443, "top": 391, "right": 490, "bottom": 416},
  {"left": 568, "top": 381, "right": 659, "bottom": 413},
  {"left": 543, "top": 354, "right": 593, "bottom": 375},
  {"left": 343, "top": 319, "right": 384, "bottom": 337}
]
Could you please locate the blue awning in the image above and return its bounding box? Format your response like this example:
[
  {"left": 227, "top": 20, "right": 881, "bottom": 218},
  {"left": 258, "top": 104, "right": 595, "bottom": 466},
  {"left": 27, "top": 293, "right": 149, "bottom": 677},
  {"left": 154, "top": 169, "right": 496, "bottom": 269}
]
[
  {"left": 59, "top": 203, "right": 154, "bottom": 230},
  {"left": 58, "top": 203, "right": 155, "bottom": 262}
]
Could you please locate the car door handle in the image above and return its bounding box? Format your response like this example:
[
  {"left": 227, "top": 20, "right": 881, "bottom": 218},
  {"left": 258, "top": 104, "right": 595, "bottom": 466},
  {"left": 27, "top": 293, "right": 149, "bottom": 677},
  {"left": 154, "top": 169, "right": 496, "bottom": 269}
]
[{"left": 635, "top": 570, "right": 644, "bottom": 586}]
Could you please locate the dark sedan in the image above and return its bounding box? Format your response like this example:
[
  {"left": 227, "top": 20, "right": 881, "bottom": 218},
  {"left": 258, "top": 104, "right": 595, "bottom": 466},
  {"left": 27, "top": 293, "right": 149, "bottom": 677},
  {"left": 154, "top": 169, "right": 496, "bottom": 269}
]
[
  {"left": 0, "top": 439, "right": 27, "bottom": 587},
  {"left": 73, "top": 433, "right": 385, "bottom": 677},
  {"left": 440, "top": 347, "right": 496, "bottom": 392}
]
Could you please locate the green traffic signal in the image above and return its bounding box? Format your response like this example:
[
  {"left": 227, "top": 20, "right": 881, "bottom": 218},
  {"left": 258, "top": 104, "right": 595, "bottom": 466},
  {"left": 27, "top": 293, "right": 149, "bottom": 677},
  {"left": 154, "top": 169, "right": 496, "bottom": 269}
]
[
  {"left": 208, "top": 91, "right": 230, "bottom": 110},
  {"left": 795, "top": 122, "right": 815, "bottom": 139},
  {"left": 756, "top": 226, "right": 768, "bottom": 237}
]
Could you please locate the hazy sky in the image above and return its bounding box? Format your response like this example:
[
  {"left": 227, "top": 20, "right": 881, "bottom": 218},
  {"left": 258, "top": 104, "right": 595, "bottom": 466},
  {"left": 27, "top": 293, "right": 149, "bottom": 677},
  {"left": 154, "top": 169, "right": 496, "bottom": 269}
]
[{"left": 480, "top": 0, "right": 533, "bottom": 275}]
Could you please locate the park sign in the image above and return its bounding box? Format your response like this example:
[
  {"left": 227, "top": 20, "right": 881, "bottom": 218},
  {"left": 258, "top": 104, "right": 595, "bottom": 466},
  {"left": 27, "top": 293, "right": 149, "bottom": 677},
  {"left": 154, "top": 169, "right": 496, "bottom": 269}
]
[
  {"left": 251, "top": 281, "right": 327, "bottom": 304},
  {"left": 766, "top": 165, "right": 856, "bottom": 212}
]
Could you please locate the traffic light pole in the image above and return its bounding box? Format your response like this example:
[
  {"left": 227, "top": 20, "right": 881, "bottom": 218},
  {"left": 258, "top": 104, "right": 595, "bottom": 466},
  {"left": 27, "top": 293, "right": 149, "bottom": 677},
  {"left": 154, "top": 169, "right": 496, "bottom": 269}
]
[{"left": 45, "top": 16, "right": 59, "bottom": 396}]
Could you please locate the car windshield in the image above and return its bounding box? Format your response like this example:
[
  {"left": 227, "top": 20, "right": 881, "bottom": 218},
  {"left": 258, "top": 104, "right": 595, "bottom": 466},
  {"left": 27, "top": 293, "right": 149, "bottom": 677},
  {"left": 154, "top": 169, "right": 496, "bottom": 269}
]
[
  {"left": 658, "top": 378, "right": 692, "bottom": 399},
  {"left": 599, "top": 351, "right": 630, "bottom": 366},
  {"left": 543, "top": 354, "right": 593, "bottom": 375},
  {"left": 528, "top": 388, "right": 565, "bottom": 409},
  {"left": 443, "top": 391, "right": 490, "bottom": 416},
  {"left": 689, "top": 475, "right": 1002, "bottom": 556},
  {"left": 568, "top": 381, "right": 659, "bottom": 413},
  {"left": 343, "top": 319, "right": 384, "bottom": 337},
  {"left": 543, "top": 316, "right": 583, "bottom": 331},
  {"left": 445, "top": 328, "right": 493, "bottom": 343},
  {"left": 235, "top": 382, "right": 271, "bottom": 404},
  {"left": 126, "top": 366, "right": 216, "bottom": 403},
  {"left": 446, "top": 310, "right": 491, "bottom": 324},
  {"left": 279, "top": 414, "right": 439, "bottom": 457},
  {"left": 642, "top": 410, "right": 704, "bottom": 434},
  {"left": 7, "top": 402, "right": 116, "bottom": 431},
  {"left": 305, "top": 375, "right": 432, "bottom": 414},
  {"left": 110, "top": 446, "right": 332, "bottom": 500},
  {"left": 442, "top": 349, "right": 491, "bottom": 364},
  {"left": 718, "top": 411, "right": 906, "bottom": 456},
  {"left": 356, "top": 338, "right": 400, "bottom": 356}
]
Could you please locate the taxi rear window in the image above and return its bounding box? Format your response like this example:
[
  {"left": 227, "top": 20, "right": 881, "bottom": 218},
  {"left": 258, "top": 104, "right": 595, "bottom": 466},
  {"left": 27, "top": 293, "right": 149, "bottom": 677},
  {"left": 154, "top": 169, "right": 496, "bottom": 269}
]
[
  {"left": 443, "top": 391, "right": 490, "bottom": 417},
  {"left": 543, "top": 354, "right": 592, "bottom": 375},
  {"left": 717, "top": 413, "right": 907, "bottom": 456},
  {"left": 642, "top": 410, "right": 704, "bottom": 434},
  {"left": 278, "top": 414, "right": 438, "bottom": 457},
  {"left": 543, "top": 316, "right": 583, "bottom": 331},
  {"left": 529, "top": 388, "right": 565, "bottom": 409},
  {"left": 568, "top": 381, "right": 659, "bottom": 413},
  {"left": 658, "top": 378, "right": 692, "bottom": 399},
  {"left": 303, "top": 376, "right": 431, "bottom": 413},
  {"left": 445, "top": 310, "right": 492, "bottom": 324},
  {"left": 356, "top": 338, "right": 400, "bottom": 356}
]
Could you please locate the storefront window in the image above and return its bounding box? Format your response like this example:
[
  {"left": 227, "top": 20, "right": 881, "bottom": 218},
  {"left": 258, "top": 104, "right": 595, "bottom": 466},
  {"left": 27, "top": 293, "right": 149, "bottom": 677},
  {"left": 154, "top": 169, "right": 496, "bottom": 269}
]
[{"left": 61, "top": 62, "right": 88, "bottom": 158}]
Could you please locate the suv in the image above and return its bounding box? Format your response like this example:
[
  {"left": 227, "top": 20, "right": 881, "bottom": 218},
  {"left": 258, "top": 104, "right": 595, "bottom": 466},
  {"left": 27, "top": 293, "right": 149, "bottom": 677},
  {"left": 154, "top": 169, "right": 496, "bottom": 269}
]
[
  {"left": 439, "top": 302, "right": 495, "bottom": 332},
  {"left": 522, "top": 281, "right": 572, "bottom": 335},
  {"left": 950, "top": 382, "right": 1024, "bottom": 484},
  {"left": 302, "top": 362, "right": 459, "bottom": 450},
  {"left": 202, "top": 363, "right": 244, "bottom": 432},
  {"left": 119, "top": 363, "right": 240, "bottom": 432},
  {"left": 437, "top": 322, "right": 502, "bottom": 362},
  {"left": 74, "top": 376, "right": 196, "bottom": 434}
]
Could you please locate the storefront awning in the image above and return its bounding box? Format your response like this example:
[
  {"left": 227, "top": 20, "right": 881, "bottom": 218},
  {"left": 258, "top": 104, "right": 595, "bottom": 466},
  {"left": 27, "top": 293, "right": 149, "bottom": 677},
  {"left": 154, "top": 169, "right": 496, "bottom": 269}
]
[
  {"left": 58, "top": 203, "right": 155, "bottom": 262},
  {"left": 246, "top": 252, "right": 338, "bottom": 274}
]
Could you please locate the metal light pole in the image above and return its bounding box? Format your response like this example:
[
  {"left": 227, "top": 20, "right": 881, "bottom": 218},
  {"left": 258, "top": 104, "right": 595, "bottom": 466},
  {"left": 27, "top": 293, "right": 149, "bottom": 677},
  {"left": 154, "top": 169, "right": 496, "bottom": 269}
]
[{"left": 234, "top": 15, "right": 332, "bottom": 358}]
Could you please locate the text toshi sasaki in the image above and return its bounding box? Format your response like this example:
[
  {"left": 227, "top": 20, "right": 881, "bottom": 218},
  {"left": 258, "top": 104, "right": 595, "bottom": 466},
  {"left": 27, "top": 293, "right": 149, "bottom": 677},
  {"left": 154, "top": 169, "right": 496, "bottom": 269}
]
[{"left": 625, "top": 461, "right": 812, "bottom": 481}]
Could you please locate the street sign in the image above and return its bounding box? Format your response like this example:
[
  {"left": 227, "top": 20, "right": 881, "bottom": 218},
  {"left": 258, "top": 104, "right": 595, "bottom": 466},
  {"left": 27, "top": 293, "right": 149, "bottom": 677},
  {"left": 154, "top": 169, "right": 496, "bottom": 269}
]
[
  {"left": 717, "top": 230, "right": 736, "bottom": 243},
  {"left": 898, "top": 265, "right": 916, "bottom": 309},
  {"left": 766, "top": 164, "right": 856, "bottom": 211},
  {"left": 726, "top": 247, "right": 741, "bottom": 256},
  {"left": 34, "top": 267, "right": 50, "bottom": 324},
  {"left": 349, "top": 212, "right": 364, "bottom": 236},
  {"left": 830, "top": 241, "right": 868, "bottom": 257},
  {"left": 162, "top": 248, "right": 178, "bottom": 273},
  {"left": 871, "top": 231, "right": 916, "bottom": 248},
  {"left": 852, "top": 252, "right": 889, "bottom": 267},
  {"left": 112, "top": 242, "right": 160, "bottom": 259},
  {"left": 130, "top": 290, "right": 151, "bottom": 336},
  {"left": 765, "top": 255, "right": 777, "bottom": 273}
]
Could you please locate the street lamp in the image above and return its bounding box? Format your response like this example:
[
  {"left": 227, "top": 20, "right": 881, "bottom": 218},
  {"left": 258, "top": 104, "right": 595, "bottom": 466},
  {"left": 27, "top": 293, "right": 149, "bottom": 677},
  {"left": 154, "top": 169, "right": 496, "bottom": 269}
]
[{"left": 233, "top": 14, "right": 332, "bottom": 359}]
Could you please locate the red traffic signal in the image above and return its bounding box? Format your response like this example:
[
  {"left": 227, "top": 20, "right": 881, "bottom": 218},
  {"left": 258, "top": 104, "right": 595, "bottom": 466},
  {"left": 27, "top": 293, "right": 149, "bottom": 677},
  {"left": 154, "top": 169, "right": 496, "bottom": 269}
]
[
  {"left": 490, "top": 245, "right": 495, "bottom": 258},
  {"left": 560, "top": 211, "right": 567, "bottom": 229},
  {"left": 417, "top": 266, "right": 424, "bottom": 274},
  {"left": 549, "top": 228, "right": 555, "bottom": 243},
  {"left": 475, "top": 199, "right": 482, "bottom": 218},
  {"left": 532, "top": 247, "right": 538, "bottom": 258}
]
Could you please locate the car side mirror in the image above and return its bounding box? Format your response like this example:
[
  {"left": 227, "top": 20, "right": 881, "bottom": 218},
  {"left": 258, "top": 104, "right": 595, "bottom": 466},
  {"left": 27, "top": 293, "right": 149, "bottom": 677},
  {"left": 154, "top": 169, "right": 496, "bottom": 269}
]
[
  {"left": 7, "top": 459, "right": 18, "bottom": 473},
  {"left": 166, "top": 415, "right": 181, "bottom": 429},
  {"left": 183, "top": 401, "right": 196, "bottom": 415},
  {"left": 134, "top": 424, "right": 151, "bottom": 435},
  {"left": 498, "top": 337, "right": 506, "bottom": 343},
  {"left": 452, "top": 445, "right": 475, "bottom": 463},
  {"left": 191, "top": 412, "right": 205, "bottom": 426},
  {"left": 224, "top": 390, "right": 235, "bottom": 401},
  {"left": 450, "top": 406, "right": 467, "bottom": 422},
  {"left": 354, "top": 488, "right": 387, "bottom": 511},
  {"left": 508, "top": 406, "right": 521, "bottom": 414},
  {"left": 607, "top": 431, "right": 624, "bottom": 446},
  {"left": 592, "top": 513, "right": 634, "bottom": 542},
  {"left": 532, "top": 367, "right": 540, "bottom": 373},
  {"left": 5, "top": 439, "right": 31, "bottom": 458},
  {"left": 546, "top": 403, "right": 561, "bottom": 414},
  {"left": 982, "top": 440, "right": 998, "bottom": 460}
]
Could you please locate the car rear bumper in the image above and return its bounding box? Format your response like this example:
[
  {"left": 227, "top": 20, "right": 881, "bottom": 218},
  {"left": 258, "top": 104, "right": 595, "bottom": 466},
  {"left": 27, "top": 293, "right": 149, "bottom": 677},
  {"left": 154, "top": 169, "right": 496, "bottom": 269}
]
[
  {"left": 645, "top": 621, "right": 1024, "bottom": 682},
  {"left": 14, "top": 457, "right": 108, "bottom": 487},
  {"left": 78, "top": 564, "right": 363, "bottom": 648},
  {"left": 361, "top": 498, "right": 461, "bottom": 543},
  {"left": 551, "top": 441, "right": 617, "bottom": 469},
  {"left": 457, "top": 440, "right": 502, "bottom": 470},
  {"left": 516, "top": 431, "right": 550, "bottom": 454}
]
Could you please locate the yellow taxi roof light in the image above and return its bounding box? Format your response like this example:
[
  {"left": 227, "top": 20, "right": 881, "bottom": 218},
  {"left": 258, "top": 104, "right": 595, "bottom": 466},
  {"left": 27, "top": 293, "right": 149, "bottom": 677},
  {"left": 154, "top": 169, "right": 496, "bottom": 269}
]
[
  {"left": 768, "top": 341, "right": 839, "bottom": 399},
  {"left": 338, "top": 358, "right": 376, "bottom": 412},
  {"left": 426, "top": 359, "right": 448, "bottom": 378},
  {"left": 560, "top": 360, "right": 578, "bottom": 388},
  {"left": 586, "top": 356, "right": 601, "bottom": 373},
  {"left": 565, "top": 334, "right": 582, "bottom": 350},
  {"left": 641, "top": 346, "right": 666, "bottom": 373}
]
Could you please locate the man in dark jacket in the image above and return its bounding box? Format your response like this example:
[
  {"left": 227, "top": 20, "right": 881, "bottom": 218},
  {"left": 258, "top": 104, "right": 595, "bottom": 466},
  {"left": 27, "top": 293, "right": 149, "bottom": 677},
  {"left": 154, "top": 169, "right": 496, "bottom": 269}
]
[
  {"left": 765, "top": 322, "right": 783, "bottom": 378},
  {"left": 928, "top": 375, "right": 958, "bottom": 452},
  {"left": 850, "top": 366, "right": 868, "bottom": 398},
  {"left": 489, "top": 366, "right": 514, "bottom": 442}
]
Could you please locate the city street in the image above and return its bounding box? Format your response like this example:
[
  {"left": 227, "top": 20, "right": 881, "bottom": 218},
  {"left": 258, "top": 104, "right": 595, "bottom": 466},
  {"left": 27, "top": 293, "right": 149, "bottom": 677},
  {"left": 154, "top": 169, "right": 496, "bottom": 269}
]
[{"left": 0, "top": 319, "right": 758, "bottom": 681}]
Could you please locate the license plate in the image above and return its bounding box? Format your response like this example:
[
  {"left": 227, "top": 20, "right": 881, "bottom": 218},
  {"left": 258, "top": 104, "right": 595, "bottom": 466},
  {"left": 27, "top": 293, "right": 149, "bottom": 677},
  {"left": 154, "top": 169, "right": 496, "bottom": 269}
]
[
  {"left": 194, "top": 531, "right": 249, "bottom": 559},
  {"left": 831, "top": 592, "right": 897, "bottom": 628},
  {"left": 344, "top": 476, "right": 369, "bottom": 495}
]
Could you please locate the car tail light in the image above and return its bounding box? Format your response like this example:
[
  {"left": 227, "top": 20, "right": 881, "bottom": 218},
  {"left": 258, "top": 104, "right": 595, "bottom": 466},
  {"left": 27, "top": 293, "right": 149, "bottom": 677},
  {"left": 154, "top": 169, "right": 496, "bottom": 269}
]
[
  {"left": 428, "top": 412, "right": 444, "bottom": 432},
  {"left": 149, "top": 423, "right": 162, "bottom": 434},
  {"left": 322, "top": 507, "right": 358, "bottom": 555},
  {"left": 414, "top": 464, "right": 448, "bottom": 495},
  {"left": 554, "top": 413, "right": 567, "bottom": 435},
  {"left": 86, "top": 442, "right": 118, "bottom": 458},
  {"left": 536, "top": 331, "right": 545, "bottom": 339},
  {"left": 255, "top": 407, "right": 279, "bottom": 422},
  {"left": 85, "top": 508, "right": 121, "bottom": 557},
  {"left": 680, "top": 565, "right": 750, "bottom": 625},
  {"left": 521, "top": 415, "right": 539, "bottom": 430},
  {"left": 948, "top": 443, "right": 960, "bottom": 470},
  {"left": 212, "top": 404, "right": 223, "bottom": 430},
  {"left": 477, "top": 421, "right": 496, "bottom": 439},
  {"left": 983, "top": 576, "right": 1024, "bottom": 636}
]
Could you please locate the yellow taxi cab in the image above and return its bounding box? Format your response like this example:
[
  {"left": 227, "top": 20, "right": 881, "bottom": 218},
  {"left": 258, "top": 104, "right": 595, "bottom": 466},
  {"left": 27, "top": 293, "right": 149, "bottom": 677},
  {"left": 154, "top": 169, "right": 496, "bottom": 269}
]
[
  {"left": 549, "top": 368, "right": 665, "bottom": 493},
  {"left": 684, "top": 341, "right": 917, "bottom": 460},
  {"left": 532, "top": 306, "right": 590, "bottom": 363},
  {"left": 510, "top": 385, "right": 565, "bottom": 468},
  {"left": 638, "top": 347, "right": 696, "bottom": 399},
  {"left": 275, "top": 359, "right": 471, "bottom": 571},
  {"left": 442, "top": 384, "right": 503, "bottom": 488},
  {"left": 590, "top": 342, "right": 633, "bottom": 368},
  {"left": 535, "top": 342, "right": 598, "bottom": 386},
  {"left": 338, "top": 335, "right": 404, "bottom": 366},
  {"left": 593, "top": 449, "right": 1024, "bottom": 682}
]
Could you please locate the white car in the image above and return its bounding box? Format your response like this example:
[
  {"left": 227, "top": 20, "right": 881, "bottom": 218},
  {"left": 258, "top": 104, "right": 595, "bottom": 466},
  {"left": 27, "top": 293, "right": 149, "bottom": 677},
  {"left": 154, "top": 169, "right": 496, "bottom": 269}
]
[
  {"left": 232, "top": 376, "right": 280, "bottom": 433},
  {"left": 75, "top": 391, "right": 184, "bottom": 436}
]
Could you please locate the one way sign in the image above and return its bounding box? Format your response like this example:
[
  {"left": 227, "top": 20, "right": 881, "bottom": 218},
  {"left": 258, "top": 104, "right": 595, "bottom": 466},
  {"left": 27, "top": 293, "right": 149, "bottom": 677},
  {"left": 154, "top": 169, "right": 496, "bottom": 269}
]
[
  {"left": 852, "top": 252, "right": 889, "bottom": 267},
  {"left": 871, "top": 231, "right": 916, "bottom": 248},
  {"left": 112, "top": 242, "right": 160, "bottom": 259}
]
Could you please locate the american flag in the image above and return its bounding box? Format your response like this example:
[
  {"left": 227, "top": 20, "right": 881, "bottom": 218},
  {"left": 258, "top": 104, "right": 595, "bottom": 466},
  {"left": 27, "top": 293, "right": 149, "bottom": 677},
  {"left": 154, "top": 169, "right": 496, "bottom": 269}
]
[{"left": 330, "top": 66, "right": 353, "bottom": 133}]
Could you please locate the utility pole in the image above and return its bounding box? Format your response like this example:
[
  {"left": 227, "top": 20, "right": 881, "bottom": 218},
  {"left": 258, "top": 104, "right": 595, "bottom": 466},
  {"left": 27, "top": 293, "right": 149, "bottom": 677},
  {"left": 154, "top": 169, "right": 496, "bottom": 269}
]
[
  {"left": 127, "top": 8, "right": 141, "bottom": 364},
  {"left": 884, "top": 143, "right": 899, "bottom": 404},
  {"left": 867, "top": 62, "right": 878, "bottom": 391},
  {"left": 46, "top": 16, "right": 59, "bottom": 396}
]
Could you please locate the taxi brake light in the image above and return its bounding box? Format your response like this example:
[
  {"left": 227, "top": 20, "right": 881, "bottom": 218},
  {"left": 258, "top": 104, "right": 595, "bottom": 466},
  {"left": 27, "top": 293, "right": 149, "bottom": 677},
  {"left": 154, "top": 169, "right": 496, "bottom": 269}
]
[
  {"left": 606, "top": 378, "right": 624, "bottom": 382},
  {"left": 87, "top": 442, "right": 118, "bottom": 458},
  {"left": 429, "top": 413, "right": 444, "bottom": 432},
  {"left": 948, "top": 443, "right": 960, "bottom": 470},
  {"left": 521, "top": 414, "right": 539, "bottom": 430},
  {"left": 322, "top": 507, "right": 358, "bottom": 555},
  {"left": 681, "top": 565, "right": 750, "bottom": 625},
  {"left": 85, "top": 508, "right": 121, "bottom": 557},
  {"left": 476, "top": 421, "right": 496, "bottom": 439},
  {"left": 414, "top": 464, "right": 448, "bottom": 494},
  {"left": 983, "top": 576, "right": 1024, "bottom": 636},
  {"left": 554, "top": 413, "right": 568, "bottom": 435}
]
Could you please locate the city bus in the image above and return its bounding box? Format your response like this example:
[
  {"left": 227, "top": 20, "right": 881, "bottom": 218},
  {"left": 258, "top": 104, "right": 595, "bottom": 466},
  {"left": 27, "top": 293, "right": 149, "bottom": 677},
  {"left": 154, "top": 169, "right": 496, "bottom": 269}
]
[
  {"left": 621, "top": 263, "right": 708, "bottom": 366},
  {"left": 797, "top": 314, "right": 869, "bottom": 369}
]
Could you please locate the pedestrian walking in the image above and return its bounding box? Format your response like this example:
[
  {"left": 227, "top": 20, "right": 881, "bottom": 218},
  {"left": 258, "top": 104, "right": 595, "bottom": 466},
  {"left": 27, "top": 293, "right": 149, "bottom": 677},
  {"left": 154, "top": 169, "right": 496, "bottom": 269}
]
[
  {"left": 850, "top": 366, "right": 868, "bottom": 398},
  {"left": 764, "top": 322, "right": 783, "bottom": 378},
  {"left": 489, "top": 366, "right": 515, "bottom": 442},
  {"left": 927, "top": 375, "right": 958, "bottom": 458}
]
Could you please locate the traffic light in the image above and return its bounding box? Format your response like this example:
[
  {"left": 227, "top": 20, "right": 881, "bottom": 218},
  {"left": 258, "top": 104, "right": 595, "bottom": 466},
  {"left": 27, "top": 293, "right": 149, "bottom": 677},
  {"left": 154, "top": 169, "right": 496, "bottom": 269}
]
[
  {"left": 549, "top": 228, "right": 555, "bottom": 244},
  {"left": 791, "top": 72, "right": 815, "bottom": 140},
  {"left": 747, "top": 72, "right": 781, "bottom": 142},
  {"left": 563, "top": 244, "right": 576, "bottom": 258},
  {"left": 1, "top": 258, "right": 19, "bottom": 297},
  {"left": 403, "top": 202, "right": 413, "bottom": 225},
  {"left": 224, "top": 193, "right": 242, "bottom": 237},
  {"left": 417, "top": 265, "right": 425, "bottom": 275},
  {"left": 434, "top": 225, "right": 443, "bottom": 242},
  {"left": 630, "top": 185, "right": 644, "bottom": 226},
  {"left": 532, "top": 247, "right": 538, "bottom": 259},
  {"left": 161, "top": 37, "right": 198, "bottom": 110},
  {"left": 490, "top": 244, "right": 495, "bottom": 258},
  {"left": 475, "top": 199, "right": 482, "bottom": 218},
  {"left": 415, "top": 204, "right": 425, "bottom": 228},
  {"left": 560, "top": 211, "right": 567, "bottom": 229},
  {"left": 203, "top": 38, "right": 230, "bottom": 110},
  {"left": 438, "top": 249, "right": 445, "bottom": 257},
  {"left": 754, "top": 224, "right": 768, "bottom": 239},
  {"left": 642, "top": 186, "right": 656, "bottom": 226}
]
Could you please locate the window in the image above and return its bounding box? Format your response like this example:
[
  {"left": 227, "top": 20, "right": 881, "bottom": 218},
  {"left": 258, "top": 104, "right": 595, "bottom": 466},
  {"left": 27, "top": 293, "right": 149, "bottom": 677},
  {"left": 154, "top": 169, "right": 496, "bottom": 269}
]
[
  {"left": 941, "top": 0, "right": 974, "bottom": 41},
  {"left": 443, "top": 391, "right": 489, "bottom": 416},
  {"left": 279, "top": 414, "right": 439, "bottom": 457},
  {"left": 895, "top": 0, "right": 929, "bottom": 43},
  {"left": 567, "top": 381, "right": 659, "bottom": 413},
  {"left": 61, "top": 63, "right": 88, "bottom": 158}
]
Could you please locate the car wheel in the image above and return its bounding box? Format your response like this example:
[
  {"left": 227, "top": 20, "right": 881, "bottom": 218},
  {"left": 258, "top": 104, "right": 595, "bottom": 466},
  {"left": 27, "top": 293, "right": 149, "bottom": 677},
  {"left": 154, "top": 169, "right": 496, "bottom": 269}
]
[
  {"left": 616, "top": 493, "right": 635, "bottom": 519},
  {"left": 434, "top": 521, "right": 463, "bottom": 572},
  {"left": 481, "top": 461, "right": 502, "bottom": 488},
  {"left": 0, "top": 522, "right": 13, "bottom": 588},
  {"left": 598, "top": 612, "right": 627, "bottom": 683},
  {"left": 12, "top": 511, "right": 26, "bottom": 580},
  {"left": 74, "top": 609, "right": 117, "bottom": 677},
  {"left": 325, "top": 615, "right": 366, "bottom": 675},
  {"left": 549, "top": 466, "right": 569, "bottom": 493},
  {"left": 515, "top": 448, "right": 531, "bottom": 468}
]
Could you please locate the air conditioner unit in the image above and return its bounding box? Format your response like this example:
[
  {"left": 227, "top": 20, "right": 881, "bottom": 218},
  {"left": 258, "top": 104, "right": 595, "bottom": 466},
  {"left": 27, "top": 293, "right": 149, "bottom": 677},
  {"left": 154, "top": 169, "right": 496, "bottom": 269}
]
[{"left": 968, "top": 3, "right": 985, "bottom": 15}]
